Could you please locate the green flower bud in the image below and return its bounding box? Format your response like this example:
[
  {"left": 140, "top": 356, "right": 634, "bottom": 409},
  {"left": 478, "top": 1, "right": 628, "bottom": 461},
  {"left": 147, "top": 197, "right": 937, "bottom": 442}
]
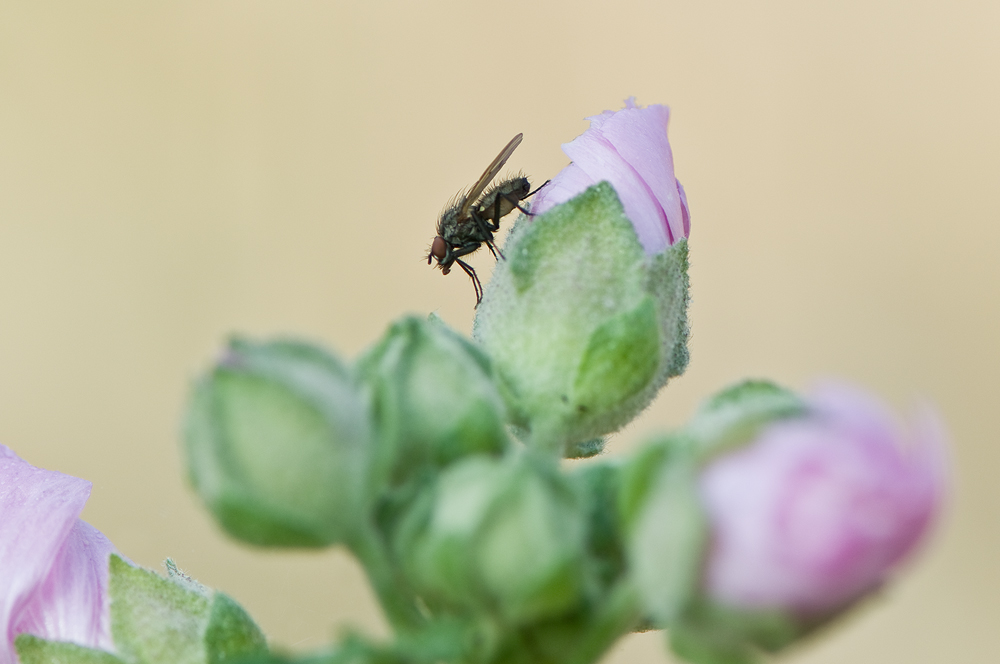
[
  {"left": 184, "top": 337, "right": 371, "bottom": 547},
  {"left": 357, "top": 315, "right": 509, "bottom": 486},
  {"left": 398, "top": 453, "right": 587, "bottom": 625},
  {"left": 473, "top": 183, "right": 689, "bottom": 455}
]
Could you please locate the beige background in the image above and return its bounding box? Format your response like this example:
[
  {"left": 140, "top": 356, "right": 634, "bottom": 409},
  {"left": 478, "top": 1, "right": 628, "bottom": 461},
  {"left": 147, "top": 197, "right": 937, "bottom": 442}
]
[{"left": 1, "top": 1, "right": 997, "bottom": 661}]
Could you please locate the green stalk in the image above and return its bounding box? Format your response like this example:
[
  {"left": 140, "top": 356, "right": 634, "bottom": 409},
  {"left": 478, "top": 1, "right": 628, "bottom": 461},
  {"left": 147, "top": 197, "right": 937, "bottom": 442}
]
[
  {"left": 348, "top": 523, "right": 426, "bottom": 632},
  {"left": 565, "top": 581, "right": 643, "bottom": 664}
]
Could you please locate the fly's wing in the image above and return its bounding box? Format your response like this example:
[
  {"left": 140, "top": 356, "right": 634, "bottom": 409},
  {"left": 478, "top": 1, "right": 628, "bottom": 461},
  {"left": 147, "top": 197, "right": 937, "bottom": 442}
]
[{"left": 457, "top": 133, "right": 523, "bottom": 219}]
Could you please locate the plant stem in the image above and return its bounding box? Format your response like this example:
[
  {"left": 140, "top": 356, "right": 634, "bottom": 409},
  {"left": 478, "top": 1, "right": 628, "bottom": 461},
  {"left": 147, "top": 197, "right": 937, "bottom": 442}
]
[
  {"left": 348, "top": 523, "right": 426, "bottom": 632},
  {"left": 566, "top": 581, "right": 642, "bottom": 664}
]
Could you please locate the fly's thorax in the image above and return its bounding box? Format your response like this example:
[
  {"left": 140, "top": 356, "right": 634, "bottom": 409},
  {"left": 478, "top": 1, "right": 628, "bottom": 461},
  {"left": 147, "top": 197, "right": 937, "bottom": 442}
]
[
  {"left": 437, "top": 205, "right": 461, "bottom": 236},
  {"left": 441, "top": 217, "right": 490, "bottom": 247}
]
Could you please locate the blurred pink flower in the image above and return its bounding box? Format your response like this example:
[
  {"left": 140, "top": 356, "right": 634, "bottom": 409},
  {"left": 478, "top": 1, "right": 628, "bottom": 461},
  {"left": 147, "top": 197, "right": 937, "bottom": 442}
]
[
  {"left": 0, "top": 444, "right": 121, "bottom": 663},
  {"left": 698, "top": 383, "right": 946, "bottom": 617},
  {"left": 531, "top": 97, "right": 690, "bottom": 254}
]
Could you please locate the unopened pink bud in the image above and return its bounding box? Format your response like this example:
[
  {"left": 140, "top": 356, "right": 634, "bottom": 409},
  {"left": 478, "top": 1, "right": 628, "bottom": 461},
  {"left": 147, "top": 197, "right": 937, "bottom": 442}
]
[
  {"left": 698, "top": 383, "right": 946, "bottom": 618},
  {"left": 531, "top": 97, "right": 690, "bottom": 254}
]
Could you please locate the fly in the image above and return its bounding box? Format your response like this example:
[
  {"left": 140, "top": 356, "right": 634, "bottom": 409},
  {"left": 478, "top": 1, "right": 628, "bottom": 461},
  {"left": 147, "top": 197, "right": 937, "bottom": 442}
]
[{"left": 428, "top": 133, "right": 539, "bottom": 305}]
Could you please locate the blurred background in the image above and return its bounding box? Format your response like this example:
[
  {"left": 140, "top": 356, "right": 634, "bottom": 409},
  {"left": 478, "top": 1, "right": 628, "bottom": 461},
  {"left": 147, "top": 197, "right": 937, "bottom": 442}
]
[{"left": 1, "top": 1, "right": 997, "bottom": 661}]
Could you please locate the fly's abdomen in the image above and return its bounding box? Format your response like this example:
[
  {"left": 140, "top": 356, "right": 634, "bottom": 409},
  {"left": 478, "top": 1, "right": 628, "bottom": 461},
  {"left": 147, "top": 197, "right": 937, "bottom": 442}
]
[{"left": 477, "top": 177, "right": 531, "bottom": 223}]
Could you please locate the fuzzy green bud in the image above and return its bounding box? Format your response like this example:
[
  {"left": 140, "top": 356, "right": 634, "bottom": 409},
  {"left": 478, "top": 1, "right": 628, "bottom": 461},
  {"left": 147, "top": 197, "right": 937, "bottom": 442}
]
[
  {"left": 184, "top": 337, "right": 371, "bottom": 547},
  {"left": 398, "top": 453, "right": 587, "bottom": 625},
  {"left": 357, "top": 315, "right": 509, "bottom": 486},
  {"left": 473, "top": 184, "right": 689, "bottom": 455}
]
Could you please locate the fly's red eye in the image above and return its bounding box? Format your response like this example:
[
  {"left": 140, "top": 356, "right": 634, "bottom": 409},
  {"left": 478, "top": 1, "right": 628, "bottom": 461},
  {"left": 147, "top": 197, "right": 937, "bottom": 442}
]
[{"left": 430, "top": 236, "right": 448, "bottom": 262}]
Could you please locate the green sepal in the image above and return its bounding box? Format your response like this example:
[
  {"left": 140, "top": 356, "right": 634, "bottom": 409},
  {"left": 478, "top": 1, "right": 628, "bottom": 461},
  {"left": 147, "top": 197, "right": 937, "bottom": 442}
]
[
  {"left": 617, "top": 437, "right": 706, "bottom": 626},
  {"left": 573, "top": 298, "right": 660, "bottom": 418},
  {"left": 685, "top": 380, "right": 807, "bottom": 460},
  {"left": 646, "top": 239, "right": 690, "bottom": 380},
  {"left": 204, "top": 593, "right": 269, "bottom": 664},
  {"left": 669, "top": 626, "right": 758, "bottom": 664},
  {"left": 14, "top": 635, "right": 127, "bottom": 664},
  {"left": 109, "top": 555, "right": 212, "bottom": 664},
  {"left": 617, "top": 436, "right": 683, "bottom": 531},
  {"left": 630, "top": 459, "right": 705, "bottom": 624},
  {"left": 565, "top": 437, "right": 607, "bottom": 459},
  {"left": 109, "top": 555, "right": 267, "bottom": 664},
  {"left": 238, "top": 627, "right": 470, "bottom": 664},
  {"left": 668, "top": 600, "right": 799, "bottom": 664},
  {"left": 570, "top": 459, "right": 627, "bottom": 591}
]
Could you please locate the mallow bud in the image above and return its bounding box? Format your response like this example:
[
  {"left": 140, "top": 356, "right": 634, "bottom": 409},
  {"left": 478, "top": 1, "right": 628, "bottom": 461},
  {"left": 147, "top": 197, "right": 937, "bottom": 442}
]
[
  {"left": 621, "top": 381, "right": 946, "bottom": 664},
  {"left": 357, "top": 315, "right": 509, "bottom": 486},
  {"left": 397, "top": 453, "right": 587, "bottom": 626},
  {"left": 184, "top": 337, "right": 371, "bottom": 548},
  {"left": 474, "top": 99, "right": 690, "bottom": 455}
]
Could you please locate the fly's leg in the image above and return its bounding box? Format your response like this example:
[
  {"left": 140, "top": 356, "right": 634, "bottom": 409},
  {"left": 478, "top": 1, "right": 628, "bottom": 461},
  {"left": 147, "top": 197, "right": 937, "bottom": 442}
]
[
  {"left": 450, "top": 241, "right": 482, "bottom": 260},
  {"left": 513, "top": 180, "right": 551, "bottom": 217},
  {"left": 470, "top": 209, "right": 503, "bottom": 261},
  {"left": 527, "top": 180, "right": 550, "bottom": 198},
  {"left": 455, "top": 258, "right": 483, "bottom": 305}
]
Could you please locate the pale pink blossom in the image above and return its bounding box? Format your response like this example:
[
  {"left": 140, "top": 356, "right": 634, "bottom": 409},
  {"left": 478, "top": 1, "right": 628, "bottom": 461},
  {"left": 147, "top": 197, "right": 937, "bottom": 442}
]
[
  {"left": 0, "top": 444, "right": 121, "bottom": 663},
  {"left": 698, "top": 383, "right": 946, "bottom": 617},
  {"left": 531, "top": 97, "right": 690, "bottom": 254}
]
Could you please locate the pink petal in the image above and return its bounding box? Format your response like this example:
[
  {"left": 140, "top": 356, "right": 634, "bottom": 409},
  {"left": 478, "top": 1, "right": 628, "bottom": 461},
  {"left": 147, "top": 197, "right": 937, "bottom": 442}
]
[
  {"left": 677, "top": 180, "right": 691, "bottom": 239},
  {"left": 530, "top": 163, "right": 597, "bottom": 218},
  {"left": 562, "top": 129, "right": 671, "bottom": 253},
  {"left": 10, "top": 520, "right": 118, "bottom": 652},
  {"left": 1, "top": 445, "right": 92, "bottom": 664},
  {"left": 596, "top": 104, "right": 688, "bottom": 245}
]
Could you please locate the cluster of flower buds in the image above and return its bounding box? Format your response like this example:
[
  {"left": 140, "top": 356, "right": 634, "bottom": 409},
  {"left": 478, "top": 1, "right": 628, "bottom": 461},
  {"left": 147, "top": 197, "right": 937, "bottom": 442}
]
[{"left": 0, "top": 100, "right": 947, "bottom": 664}]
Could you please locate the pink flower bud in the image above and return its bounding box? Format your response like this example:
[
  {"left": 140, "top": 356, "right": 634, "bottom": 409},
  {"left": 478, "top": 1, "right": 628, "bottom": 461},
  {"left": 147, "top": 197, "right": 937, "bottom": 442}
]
[
  {"left": 0, "top": 444, "right": 122, "bottom": 663},
  {"left": 531, "top": 97, "right": 690, "bottom": 254},
  {"left": 698, "top": 383, "right": 946, "bottom": 618}
]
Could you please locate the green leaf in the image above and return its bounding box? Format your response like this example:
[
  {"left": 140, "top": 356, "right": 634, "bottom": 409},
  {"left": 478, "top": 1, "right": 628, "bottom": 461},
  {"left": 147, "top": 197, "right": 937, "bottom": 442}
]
[{"left": 14, "top": 635, "right": 127, "bottom": 664}]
